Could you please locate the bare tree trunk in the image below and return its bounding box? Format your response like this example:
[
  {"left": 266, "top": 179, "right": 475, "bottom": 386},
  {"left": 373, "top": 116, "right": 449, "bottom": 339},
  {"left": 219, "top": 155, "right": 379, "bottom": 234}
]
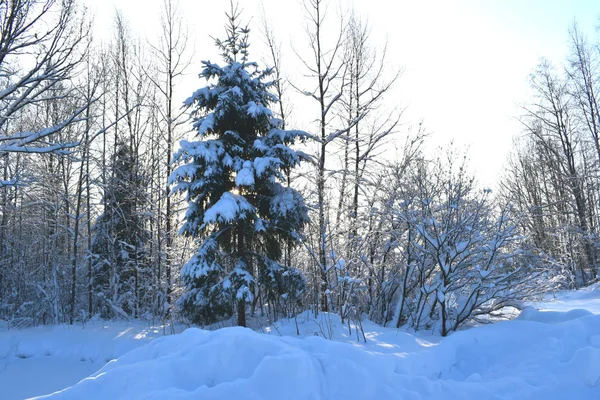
[
  {"left": 300, "top": 0, "right": 348, "bottom": 312},
  {"left": 70, "top": 137, "right": 86, "bottom": 325},
  {"left": 148, "top": 0, "right": 191, "bottom": 318}
]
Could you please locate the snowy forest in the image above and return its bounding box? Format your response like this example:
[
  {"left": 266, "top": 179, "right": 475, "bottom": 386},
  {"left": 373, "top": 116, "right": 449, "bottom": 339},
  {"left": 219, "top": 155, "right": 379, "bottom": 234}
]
[{"left": 1, "top": 0, "right": 600, "bottom": 339}]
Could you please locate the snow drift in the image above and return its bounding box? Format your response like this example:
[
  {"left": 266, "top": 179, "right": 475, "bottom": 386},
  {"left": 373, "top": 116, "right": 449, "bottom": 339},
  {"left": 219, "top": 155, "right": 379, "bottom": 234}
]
[{"left": 37, "top": 310, "right": 600, "bottom": 400}]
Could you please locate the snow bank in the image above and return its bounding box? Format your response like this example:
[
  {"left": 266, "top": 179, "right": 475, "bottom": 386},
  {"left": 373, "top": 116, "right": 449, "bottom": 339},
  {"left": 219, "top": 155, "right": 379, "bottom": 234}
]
[
  {"left": 516, "top": 307, "right": 593, "bottom": 323},
  {"left": 533, "top": 282, "right": 600, "bottom": 314},
  {"left": 38, "top": 311, "right": 600, "bottom": 400}
]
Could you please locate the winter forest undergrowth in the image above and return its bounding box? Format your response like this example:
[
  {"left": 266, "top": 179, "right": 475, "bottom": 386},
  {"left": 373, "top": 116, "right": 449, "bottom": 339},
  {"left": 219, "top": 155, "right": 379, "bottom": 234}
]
[{"left": 2, "top": 0, "right": 600, "bottom": 398}]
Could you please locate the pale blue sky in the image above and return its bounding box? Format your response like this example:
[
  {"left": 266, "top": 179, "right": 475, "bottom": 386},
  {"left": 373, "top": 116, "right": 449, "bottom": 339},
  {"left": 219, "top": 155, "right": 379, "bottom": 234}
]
[{"left": 89, "top": 0, "right": 600, "bottom": 187}]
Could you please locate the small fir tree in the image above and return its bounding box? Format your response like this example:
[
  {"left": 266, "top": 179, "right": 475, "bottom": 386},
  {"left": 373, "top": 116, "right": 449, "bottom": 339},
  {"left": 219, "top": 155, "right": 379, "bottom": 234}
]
[{"left": 170, "top": 4, "right": 308, "bottom": 327}]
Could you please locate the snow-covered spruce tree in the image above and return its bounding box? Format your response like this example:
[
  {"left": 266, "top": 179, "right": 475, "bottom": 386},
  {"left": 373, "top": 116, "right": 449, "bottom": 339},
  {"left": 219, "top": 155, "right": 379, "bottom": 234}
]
[
  {"left": 170, "top": 6, "right": 308, "bottom": 327},
  {"left": 92, "top": 141, "right": 150, "bottom": 319}
]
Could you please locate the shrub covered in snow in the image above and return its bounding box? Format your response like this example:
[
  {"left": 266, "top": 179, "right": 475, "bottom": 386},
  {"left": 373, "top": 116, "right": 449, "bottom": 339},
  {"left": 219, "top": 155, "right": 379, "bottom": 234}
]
[{"left": 333, "top": 150, "right": 561, "bottom": 335}]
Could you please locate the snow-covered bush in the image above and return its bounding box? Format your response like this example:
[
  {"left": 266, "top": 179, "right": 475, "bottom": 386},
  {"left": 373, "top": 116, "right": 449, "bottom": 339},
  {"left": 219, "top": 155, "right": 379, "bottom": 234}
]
[{"left": 376, "top": 151, "right": 558, "bottom": 335}]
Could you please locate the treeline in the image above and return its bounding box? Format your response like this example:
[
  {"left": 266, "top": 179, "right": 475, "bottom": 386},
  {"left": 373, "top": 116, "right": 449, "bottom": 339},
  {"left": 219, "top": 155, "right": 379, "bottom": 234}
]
[
  {"left": 0, "top": 0, "right": 593, "bottom": 336},
  {"left": 501, "top": 23, "right": 600, "bottom": 289},
  {"left": 0, "top": 0, "right": 188, "bottom": 326}
]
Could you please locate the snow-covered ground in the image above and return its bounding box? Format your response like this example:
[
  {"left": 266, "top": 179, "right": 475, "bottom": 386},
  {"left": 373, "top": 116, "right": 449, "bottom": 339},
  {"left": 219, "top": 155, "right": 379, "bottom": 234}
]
[
  {"left": 0, "top": 321, "right": 187, "bottom": 400},
  {"left": 1, "top": 285, "right": 600, "bottom": 399},
  {"left": 534, "top": 282, "right": 600, "bottom": 314}
]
